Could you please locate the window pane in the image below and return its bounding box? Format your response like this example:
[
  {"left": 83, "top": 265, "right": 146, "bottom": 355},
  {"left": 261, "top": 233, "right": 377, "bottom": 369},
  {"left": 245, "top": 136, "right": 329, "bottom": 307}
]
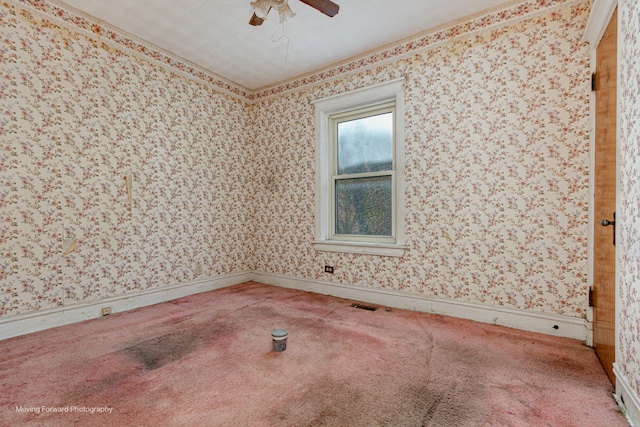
[
  {"left": 337, "top": 112, "right": 392, "bottom": 175},
  {"left": 335, "top": 176, "right": 392, "bottom": 236}
]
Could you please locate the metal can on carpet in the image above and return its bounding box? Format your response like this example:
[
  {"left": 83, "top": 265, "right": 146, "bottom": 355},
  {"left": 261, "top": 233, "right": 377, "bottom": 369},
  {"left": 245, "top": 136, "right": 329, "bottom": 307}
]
[{"left": 271, "top": 329, "right": 288, "bottom": 352}]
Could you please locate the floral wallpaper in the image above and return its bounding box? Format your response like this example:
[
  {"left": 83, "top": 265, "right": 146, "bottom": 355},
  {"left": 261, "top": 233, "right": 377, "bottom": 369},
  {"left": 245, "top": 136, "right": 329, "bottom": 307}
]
[
  {"left": 0, "top": 1, "right": 254, "bottom": 316},
  {"left": 618, "top": 0, "right": 640, "bottom": 402},
  {"left": 252, "top": 0, "right": 592, "bottom": 318},
  {"left": 0, "top": 0, "right": 594, "bottom": 320}
]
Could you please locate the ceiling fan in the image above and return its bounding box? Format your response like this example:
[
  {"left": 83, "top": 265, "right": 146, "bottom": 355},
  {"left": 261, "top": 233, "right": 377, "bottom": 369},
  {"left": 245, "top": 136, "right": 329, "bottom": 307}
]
[{"left": 249, "top": 0, "right": 339, "bottom": 26}]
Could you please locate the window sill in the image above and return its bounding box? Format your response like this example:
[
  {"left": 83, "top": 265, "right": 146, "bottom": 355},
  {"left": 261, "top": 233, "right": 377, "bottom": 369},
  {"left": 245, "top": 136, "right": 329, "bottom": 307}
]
[{"left": 312, "top": 240, "right": 407, "bottom": 257}]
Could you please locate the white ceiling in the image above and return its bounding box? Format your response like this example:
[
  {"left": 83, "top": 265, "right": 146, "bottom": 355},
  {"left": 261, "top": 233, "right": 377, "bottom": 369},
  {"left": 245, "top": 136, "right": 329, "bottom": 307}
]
[{"left": 58, "top": 0, "right": 514, "bottom": 90}]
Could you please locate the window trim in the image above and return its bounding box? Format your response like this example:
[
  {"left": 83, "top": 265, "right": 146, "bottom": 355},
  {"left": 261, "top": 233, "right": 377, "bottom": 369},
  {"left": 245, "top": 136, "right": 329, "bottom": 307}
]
[{"left": 312, "top": 78, "right": 407, "bottom": 257}]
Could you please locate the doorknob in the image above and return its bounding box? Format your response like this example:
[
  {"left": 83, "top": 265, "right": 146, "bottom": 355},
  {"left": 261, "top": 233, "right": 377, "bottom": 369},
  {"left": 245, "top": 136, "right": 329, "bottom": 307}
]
[{"left": 600, "top": 212, "right": 615, "bottom": 245}]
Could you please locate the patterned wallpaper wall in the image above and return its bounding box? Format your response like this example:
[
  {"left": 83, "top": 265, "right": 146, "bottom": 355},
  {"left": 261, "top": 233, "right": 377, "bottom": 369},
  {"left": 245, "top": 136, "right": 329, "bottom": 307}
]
[
  {"left": 619, "top": 0, "right": 640, "bottom": 402},
  {"left": 1, "top": 0, "right": 593, "bottom": 322},
  {"left": 0, "top": 2, "right": 254, "bottom": 317},
  {"left": 253, "top": 1, "right": 592, "bottom": 318}
]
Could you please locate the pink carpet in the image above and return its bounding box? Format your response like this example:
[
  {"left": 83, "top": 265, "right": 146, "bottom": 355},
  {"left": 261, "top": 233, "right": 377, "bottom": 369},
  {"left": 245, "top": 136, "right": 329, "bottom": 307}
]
[{"left": 0, "top": 282, "right": 627, "bottom": 426}]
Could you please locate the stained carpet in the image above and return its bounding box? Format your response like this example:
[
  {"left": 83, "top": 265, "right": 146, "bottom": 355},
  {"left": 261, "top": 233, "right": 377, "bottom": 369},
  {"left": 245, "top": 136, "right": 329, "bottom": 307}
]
[{"left": 0, "top": 282, "right": 627, "bottom": 426}]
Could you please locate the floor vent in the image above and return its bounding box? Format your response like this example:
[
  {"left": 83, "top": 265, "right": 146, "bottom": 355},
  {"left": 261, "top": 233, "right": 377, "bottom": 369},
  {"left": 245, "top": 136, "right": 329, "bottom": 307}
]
[{"left": 351, "top": 303, "right": 378, "bottom": 311}]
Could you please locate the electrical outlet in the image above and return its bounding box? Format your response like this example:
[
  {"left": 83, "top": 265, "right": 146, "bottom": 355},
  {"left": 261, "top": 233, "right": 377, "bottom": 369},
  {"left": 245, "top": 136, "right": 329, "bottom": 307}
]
[
  {"left": 324, "top": 265, "right": 334, "bottom": 274},
  {"left": 195, "top": 263, "right": 202, "bottom": 275},
  {"left": 101, "top": 307, "right": 112, "bottom": 316}
]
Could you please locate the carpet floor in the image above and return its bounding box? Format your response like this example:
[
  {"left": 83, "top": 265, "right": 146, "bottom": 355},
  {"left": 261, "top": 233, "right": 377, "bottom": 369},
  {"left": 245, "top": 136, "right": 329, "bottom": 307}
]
[{"left": 0, "top": 281, "right": 628, "bottom": 426}]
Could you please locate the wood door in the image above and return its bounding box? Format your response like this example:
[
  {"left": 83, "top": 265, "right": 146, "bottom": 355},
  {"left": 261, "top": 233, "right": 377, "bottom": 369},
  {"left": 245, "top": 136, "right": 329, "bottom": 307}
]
[{"left": 593, "top": 7, "right": 617, "bottom": 386}]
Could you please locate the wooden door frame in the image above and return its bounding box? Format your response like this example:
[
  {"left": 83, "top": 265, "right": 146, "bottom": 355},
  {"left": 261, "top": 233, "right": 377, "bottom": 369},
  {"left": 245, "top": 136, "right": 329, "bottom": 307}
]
[{"left": 583, "top": 0, "right": 619, "bottom": 368}]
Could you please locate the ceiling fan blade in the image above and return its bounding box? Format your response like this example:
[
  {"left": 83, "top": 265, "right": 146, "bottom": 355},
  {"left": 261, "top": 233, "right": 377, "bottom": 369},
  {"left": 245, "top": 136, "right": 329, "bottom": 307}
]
[
  {"left": 299, "top": 0, "right": 339, "bottom": 17},
  {"left": 249, "top": 12, "right": 264, "bottom": 26}
]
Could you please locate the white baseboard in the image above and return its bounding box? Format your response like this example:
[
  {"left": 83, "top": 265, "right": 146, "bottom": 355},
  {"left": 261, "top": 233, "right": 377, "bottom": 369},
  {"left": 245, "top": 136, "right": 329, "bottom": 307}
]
[
  {"left": 0, "top": 271, "right": 590, "bottom": 343},
  {"left": 251, "top": 271, "right": 589, "bottom": 341},
  {"left": 0, "top": 271, "right": 251, "bottom": 341},
  {"left": 614, "top": 364, "right": 640, "bottom": 426}
]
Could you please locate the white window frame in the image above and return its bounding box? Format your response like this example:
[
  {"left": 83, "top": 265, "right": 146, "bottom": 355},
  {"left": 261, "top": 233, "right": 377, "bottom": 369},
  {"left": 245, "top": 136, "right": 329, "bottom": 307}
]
[{"left": 312, "top": 78, "right": 407, "bottom": 257}]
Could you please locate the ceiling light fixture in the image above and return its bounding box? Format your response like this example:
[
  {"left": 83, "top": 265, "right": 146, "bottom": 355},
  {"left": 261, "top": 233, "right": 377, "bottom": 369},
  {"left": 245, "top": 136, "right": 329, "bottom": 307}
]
[
  {"left": 250, "top": 0, "right": 295, "bottom": 23},
  {"left": 250, "top": 0, "right": 339, "bottom": 26}
]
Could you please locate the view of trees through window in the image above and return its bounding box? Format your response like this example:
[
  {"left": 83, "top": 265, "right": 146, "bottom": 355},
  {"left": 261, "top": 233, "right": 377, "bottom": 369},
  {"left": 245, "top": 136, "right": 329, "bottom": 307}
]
[{"left": 335, "top": 112, "right": 393, "bottom": 237}]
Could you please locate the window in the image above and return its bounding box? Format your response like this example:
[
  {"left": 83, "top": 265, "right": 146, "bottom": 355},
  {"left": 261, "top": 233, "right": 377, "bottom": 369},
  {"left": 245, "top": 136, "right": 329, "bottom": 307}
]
[
  {"left": 312, "top": 78, "right": 406, "bottom": 257},
  {"left": 332, "top": 104, "right": 395, "bottom": 241}
]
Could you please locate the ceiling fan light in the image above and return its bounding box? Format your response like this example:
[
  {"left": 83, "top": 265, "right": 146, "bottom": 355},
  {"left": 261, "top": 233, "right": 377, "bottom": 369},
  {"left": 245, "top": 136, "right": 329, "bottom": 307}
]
[
  {"left": 277, "top": 5, "right": 295, "bottom": 23},
  {"left": 250, "top": 0, "right": 271, "bottom": 18}
]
